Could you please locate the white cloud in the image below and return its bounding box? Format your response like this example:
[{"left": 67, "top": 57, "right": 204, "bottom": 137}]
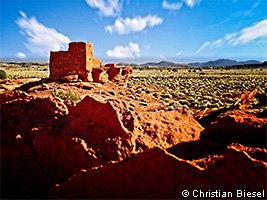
[
  {"left": 16, "top": 11, "right": 70, "bottom": 56},
  {"left": 16, "top": 52, "right": 27, "bottom": 59},
  {"left": 85, "top": 0, "right": 122, "bottom": 17},
  {"left": 196, "top": 42, "right": 210, "bottom": 53},
  {"left": 211, "top": 39, "right": 224, "bottom": 48},
  {"left": 162, "top": 0, "right": 182, "bottom": 11},
  {"left": 106, "top": 42, "right": 141, "bottom": 59},
  {"left": 224, "top": 32, "right": 238, "bottom": 44},
  {"left": 183, "top": 0, "right": 201, "bottom": 8},
  {"left": 105, "top": 15, "right": 163, "bottom": 35},
  {"left": 196, "top": 19, "right": 267, "bottom": 53},
  {"left": 232, "top": 19, "right": 267, "bottom": 45},
  {"left": 162, "top": 0, "right": 200, "bottom": 11}
]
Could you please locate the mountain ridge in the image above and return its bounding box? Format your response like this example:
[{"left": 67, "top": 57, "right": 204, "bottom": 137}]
[
  {"left": 117, "top": 59, "right": 263, "bottom": 67},
  {"left": 188, "top": 59, "right": 261, "bottom": 67}
]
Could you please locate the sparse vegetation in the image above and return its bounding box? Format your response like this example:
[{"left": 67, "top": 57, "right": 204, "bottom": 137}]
[
  {"left": 0, "top": 69, "right": 7, "bottom": 79},
  {"left": 1, "top": 62, "right": 266, "bottom": 113},
  {"left": 52, "top": 89, "right": 79, "bottom": 101},
  {"left": 0, "top": 62, "right": 49, "bottom": 79},
  {"left": 129, "top": 68, "right": 267, "bottom": 112}
]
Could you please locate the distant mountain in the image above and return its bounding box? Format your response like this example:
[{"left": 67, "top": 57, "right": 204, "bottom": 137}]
[
  {"left": 116, "top": 59, "right": 263, "bottom": 68},
  {"left": 116, "top": 62, "right": 139, "bottom": 67},
  {"left": 140, "top": 61, "right": 188, "bottom": 68},
  {"left": 141, "top": 61, "right": 175, "bottom": 67},
  {"left": 188, "top": 59, "right": 261, "bottom": 67}
]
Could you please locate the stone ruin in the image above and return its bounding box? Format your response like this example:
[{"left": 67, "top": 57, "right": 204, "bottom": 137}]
[{"left": 49, "top": 42, "right": 132, "bottom": 82}]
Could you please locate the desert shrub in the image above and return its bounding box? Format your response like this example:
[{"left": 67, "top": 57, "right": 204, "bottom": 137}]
[
  {"left": 0, "top": 70, "right": 7, "bottom": 79},
  {"left": 108, "top": 90, "right": 116, "bottom": 95},
  {"left": 140, "top": 102, "right": 148, "bottom": 106},
  {"left": 52, "top": 89, "right": 78, "bottom": 101},
  {"left": 161, "top": 93, "right": 172, "bottom": 99}
]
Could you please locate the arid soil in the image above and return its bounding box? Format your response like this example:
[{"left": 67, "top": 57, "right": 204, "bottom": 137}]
[{"left": 1, "top": 78, "right": 266, "bottom": 199}]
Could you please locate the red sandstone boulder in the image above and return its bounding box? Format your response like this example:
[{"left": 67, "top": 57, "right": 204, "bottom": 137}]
[
  {"left": 200, "top": 109, "right": 267, "bottom": 147},
  {"left": 62, "top": 96, "right": 135, "bottom": 161},
  {"left": 49, "top": 148, "right": 202, "bottom": 199},
  {"left": 33, "top": 133, "right": 100, "bottom": 183},
  {"left": 1, "top": 96, "right": 68, "bottom": 138},
  {"left": 1, "top": 136, "right": 53, "bottom": 199},
  {"left": 105, "top": 64, "right": 121, "bottom": 81},
  {"left": 49, "top": 146, "right": 267, "bottom": 199},
  {"left": 133, "top": 107, "right": 203, "bottom": 151},
  {"left": 91, "top": 68, "right": 109, "bottom": 83},
  {"left": 1, "top": 89, "right": 205, "bottom": 198},
  {"left": 3, "top": 80, "right": 265, "bottom": 199},
  {"left": 103, "top": 64, "right": 132, "bottom": 82},
  {"left": 121, "top": 66, "right": 133, "bottom": 82},
  {"left": 0, "top": 90, "right": 31, "bottom": 103},
  {"left": 1, "top": 96, "right": 69, "bottom": 198}
]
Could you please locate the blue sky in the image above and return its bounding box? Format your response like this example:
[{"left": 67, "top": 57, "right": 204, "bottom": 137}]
[{"left": 0, "top": 0, "right": 267, "bottom": 64}]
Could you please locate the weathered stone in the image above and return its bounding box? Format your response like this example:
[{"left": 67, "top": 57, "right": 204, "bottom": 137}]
[
  {"left": 63, "top": 96, "right": 135, "bottom": 161},
  {"left": 49, "top": 146, "right": 267, "bottom": 199},
  {"left": 33, "top": 133, "right": 100, "bottom": 183},
  {"left": 91, "top": 68, "right": 109, "bottom": 83},
  {"left": 50, "top": 42, "right": 101, "bottom": 82},
  {"left": 105, "top": 64, "right": 121, "bottom": 81},
  {"left": 200, "top": 109, "right": 267, "bottom": 147},
  {"left": 61, "top": 74, "right": 79, "bottom": 82},
  {"left": 49, "top": 42, "right": 132, "bottom": 83}
]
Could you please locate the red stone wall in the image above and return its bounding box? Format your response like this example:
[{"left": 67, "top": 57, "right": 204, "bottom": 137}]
[
  {"left": 49, "top": 42, "right": 101, "bottom": 81},
  {"left": 49, "top": 42, "right": 132, "bottom": 83}
]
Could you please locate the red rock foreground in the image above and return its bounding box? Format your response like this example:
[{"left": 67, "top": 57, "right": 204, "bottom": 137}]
[
  {"left": 1, "top": 81, "right": 203, "bottom": 198},
  {"left": 1, "top": 80, "right": 266, "bottom": 199}
]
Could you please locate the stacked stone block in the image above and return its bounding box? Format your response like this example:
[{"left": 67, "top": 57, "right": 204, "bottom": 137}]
[{"left": 49, "top": 42, "right": 132, "bottom": 83}]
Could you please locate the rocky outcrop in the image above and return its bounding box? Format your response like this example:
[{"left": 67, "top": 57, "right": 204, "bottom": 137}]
[
  {"left": 133, "top": 107, "right": 203, "bottom": 151},
  {"left": 49, "top": 148, "right": 201, "bottom": 199},
  {"left": 200, "top": 109, "right": 267, "bottom": 147},
  {"left": 62, "top": 96, "right": 134, "bottom": 161},
  {"left": 1, "top": 88, "right": 204, "bottom": 198},
  {"left": 49, "top": 146, "right": 267, "bottom": 199},
  {"left": 1, "top": 79, "right": 266, "bottom": 199}
]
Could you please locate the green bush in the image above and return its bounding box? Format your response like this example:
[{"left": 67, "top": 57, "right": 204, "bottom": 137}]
[
  {"left": 52, "top": 89, "right": 79, "bottom": 101},
  {"left": 0, "top": 70, "right": 7, "bottom": 79}
]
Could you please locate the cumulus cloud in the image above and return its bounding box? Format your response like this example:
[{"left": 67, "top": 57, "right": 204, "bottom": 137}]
[
  {"left": 85, "top": 0, "right": 122, "bottom": 17},
  {"left": 16, "top": 11, "right": 70, "bottom": 56},
  {"left": 162, "top": 0, "right": 201, "bottom": 11},
  {"left": 106, "top": 42, "right": 140, "bottom": 59},
  {"left": 105, "top": 15, "right": 163, "bottom": 35},
  {"left": 183, "top": 0, "right": 201, "bottom": 8},
  {"left": 16, "top": 52, "right": 27, "bottom": 59},
  {"left": 196, "top": 19, "right": 267, "bottom": 53},
  {"left": 162, "top": 0, "right": 182, "bottom": 11}
]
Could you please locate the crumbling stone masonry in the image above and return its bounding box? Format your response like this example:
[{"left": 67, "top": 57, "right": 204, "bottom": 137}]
[
  {"left": 49, "top": 42, "right": 132, "bottom": 83},
  {"left": 50, "top": 42, "right": 101, "bottom": 82}
]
